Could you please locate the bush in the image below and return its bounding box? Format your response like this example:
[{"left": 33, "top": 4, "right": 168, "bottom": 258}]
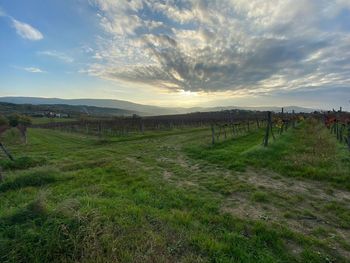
[
  {"left": 7, "top": 114, "right": 32, "bottom": 127},
  {"left": 0, "top": 115, "right": 9, "bottom": 126}
]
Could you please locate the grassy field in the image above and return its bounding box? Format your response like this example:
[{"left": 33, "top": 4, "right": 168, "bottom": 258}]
[{"left": 0, "top": 119, "right": 349, "bottom": 262}]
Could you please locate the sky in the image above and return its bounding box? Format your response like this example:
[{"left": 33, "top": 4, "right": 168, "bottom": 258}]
[{"left": 0, "top": 0, "right": 349, "bottom": 110}]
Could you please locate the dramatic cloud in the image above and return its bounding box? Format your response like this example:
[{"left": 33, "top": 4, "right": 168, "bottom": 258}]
[
  {"left": 86, "top": 0, "right": 350, "bottom": 95},
  {"left": 12, "top": 18, "right": 43, "bottom": 41},
  {"left": 38, "top": 50, "right": 74, "bottom": 63}
]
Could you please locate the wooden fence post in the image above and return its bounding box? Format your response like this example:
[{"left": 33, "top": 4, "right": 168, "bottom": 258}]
[
  {"left": 280, "top": 122, "right": 284, "bottom": 135},
  {"left": 339, "top": 124, "right": 344, "bottom": 143},
  {"left": 140, "top": 119, "right": 145, "bottom": 134},
  {"left": 211, "top": 124, "right": 215, "bottom": 145},
  {"left": 270, "top": 121, "right": 276, "bottom": 141},
  {"left": 217, "top": 126, "right": 221, "bottom": 141},
  {"left": 347, "top": 122, "right": 350, "bottom": 150},
  {"left": 263, "top": 111, "right": 271, "bottom": 147},
  {"left": 336, "top": 120, "right": 339, "bottom": 141}
]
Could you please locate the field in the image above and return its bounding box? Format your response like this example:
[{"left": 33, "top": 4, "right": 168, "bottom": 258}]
[{"left": 0, "top": 118, "right": 350, "bottom": 262}]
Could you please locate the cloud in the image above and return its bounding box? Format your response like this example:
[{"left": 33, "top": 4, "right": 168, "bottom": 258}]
[
  {"left": 23, "top": 67, "right": 45, "bottom": 73},
  {"left": 38, "top": 50, "right": 74, "bottom": 63},
  {"left": 86, "top": 0, "right": 350, "bottom": 95},
  {"left": 0, "top": 7, "right": 6, "bottom": 17},
  {"left": 12, "top": 18, "right": 43, "bottom": 41}
]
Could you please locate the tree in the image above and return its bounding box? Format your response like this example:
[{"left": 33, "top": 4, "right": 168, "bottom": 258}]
[
  {"left": 0, "top": 114, "right": 9, "bottom": 127},
  {"left": 0, "top": 115, "right": 13, "bottom": 161},
  {"left": 6, "top": 114, "right": 32, "bottom": 144},
  {"left": 7, "top": 114, "right": 32, "bottom": 127},
  {"left": 0, "top": 115, "right": 9, "bottom": 136},
  {"left": 7, "top": 114, "right": 20, "bottom": 127},
  {"left": 18, "top": 115, "right": 32, "bottom": 126}
]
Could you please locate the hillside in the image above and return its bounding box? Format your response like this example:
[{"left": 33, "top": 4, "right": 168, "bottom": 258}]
[
  {"left": 0, "top": 97, "right": 317, "bottom": 116},
  {"left": 0, "top": 102, "right": 138, "bottom": 117}
]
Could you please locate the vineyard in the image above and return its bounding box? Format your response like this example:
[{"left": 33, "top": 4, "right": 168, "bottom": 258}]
[
  {"left": 324, "top": 111, "right": 350, "bottom": 149},
  {"left": 30, "top": 109, "right": 309, "bottom": 147},
  {"left": 31, "top": 110, "right": 268, "bottom": 136},
  {"left": 0, "top": 109, "right": 349, "bottom": 262}
]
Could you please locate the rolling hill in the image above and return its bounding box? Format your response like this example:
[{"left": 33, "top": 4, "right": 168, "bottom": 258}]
[{"left": 0, "top": 96, "right": 318, "bottom": 116}]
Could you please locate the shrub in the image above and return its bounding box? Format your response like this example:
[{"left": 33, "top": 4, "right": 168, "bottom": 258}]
[
  {"left": 7, "top": 114, "right": 32, "bottom": 127},
  {"left": 0, "top": 114, "right": 9, "bottom": 126}
]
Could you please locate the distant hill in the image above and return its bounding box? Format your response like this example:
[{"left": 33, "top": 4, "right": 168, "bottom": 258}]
[
  {"left": 0, "top": 96, "right": 318, "bottom": 116},
  {"left": 205, "top": 105, "right": 319, "bottom": 113},
  {"left": 0, "top": 97, "right": 173, "bottom": 116},
  {"left": 0, "top": 102, "right": 138, "bottom": 117}
]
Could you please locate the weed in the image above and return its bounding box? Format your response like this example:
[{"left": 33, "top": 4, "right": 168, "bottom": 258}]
[{"left": 251, "top": 191, "right": 270, "bottom": 203}]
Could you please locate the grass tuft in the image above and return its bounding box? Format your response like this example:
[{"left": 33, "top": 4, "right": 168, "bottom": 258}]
[
  {"left": 0, "top": 168, "right": 60, "bottom": 192},
  {"left": 0, "top": 156, "right": 46, "bottom": 171},
  {"left": 251, "top": 191, "right": 270, "bottom": 203}
]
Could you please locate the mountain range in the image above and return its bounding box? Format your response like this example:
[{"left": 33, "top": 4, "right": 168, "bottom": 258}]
[{"left": 0, "top": 96, "right": 318, "bottom": 116}]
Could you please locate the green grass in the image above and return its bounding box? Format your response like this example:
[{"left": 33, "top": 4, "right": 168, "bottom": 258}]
[
  {"left": 251, "top": 191, "right": 270, "bottom": 203},
  {"left": 0, "top": 120, "right": 349, "bottom": 262},
  {"left": 186, "top": 128, "right": 266, "bottom": 171},
  {"left": 187, "top": 119, "right": 350, "bottom": 189}
]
